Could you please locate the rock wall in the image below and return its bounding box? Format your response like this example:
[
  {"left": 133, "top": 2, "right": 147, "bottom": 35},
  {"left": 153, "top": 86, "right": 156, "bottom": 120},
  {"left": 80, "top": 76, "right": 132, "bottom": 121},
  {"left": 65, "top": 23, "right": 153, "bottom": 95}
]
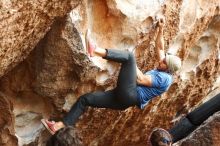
[
  {"left": 0, "top": 93, "right": 17, "bottom": 146},
  {"left": 0, "top": 0, "right": 220, "bottom": 146},
  {"left": 0, "top": 0, "right": 81, "bottom": 77}
]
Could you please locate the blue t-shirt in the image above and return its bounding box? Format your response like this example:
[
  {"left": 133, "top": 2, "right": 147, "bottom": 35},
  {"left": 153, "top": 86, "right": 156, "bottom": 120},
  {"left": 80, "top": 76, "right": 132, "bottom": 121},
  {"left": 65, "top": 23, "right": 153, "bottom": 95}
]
[{"left": 136, "top": 69, "right": 172, "bottom": 109}]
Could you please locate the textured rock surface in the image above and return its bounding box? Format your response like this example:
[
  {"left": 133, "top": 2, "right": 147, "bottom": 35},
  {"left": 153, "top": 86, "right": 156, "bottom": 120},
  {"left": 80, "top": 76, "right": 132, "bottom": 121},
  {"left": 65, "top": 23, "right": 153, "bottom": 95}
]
[
  {"left": 0, "top": 0, "right": 220, "bottom": 146},
  {"left": 0, "top": 93, "right": 17, "bottom": 146},
  {"left": 0, "top": 16, "right": 98, "bottom": 145},
  {"left": 76, "top": 1, "right": 220, "bottom": 145},
  {"left": 174, "top": 111, "right": 220, "bottom": 146},
  {"left": 0, "top": 51, "right": 53, "bottom": 145},
  {"left": 0, "top": 0, "right": 81, "bottom": 77}
]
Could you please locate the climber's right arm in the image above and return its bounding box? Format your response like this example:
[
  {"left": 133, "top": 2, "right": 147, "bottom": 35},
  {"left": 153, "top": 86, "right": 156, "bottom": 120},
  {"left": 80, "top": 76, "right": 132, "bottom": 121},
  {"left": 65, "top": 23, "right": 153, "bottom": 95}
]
[{"left": 155, "top": 17, "right": 165, "bottom": 62}]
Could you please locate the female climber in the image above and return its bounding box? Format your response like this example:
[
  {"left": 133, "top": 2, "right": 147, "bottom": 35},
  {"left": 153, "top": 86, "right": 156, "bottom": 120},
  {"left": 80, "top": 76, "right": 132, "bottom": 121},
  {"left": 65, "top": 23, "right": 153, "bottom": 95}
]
[{"left": 41, "top": 17, "right": 182, "bottom": 135}]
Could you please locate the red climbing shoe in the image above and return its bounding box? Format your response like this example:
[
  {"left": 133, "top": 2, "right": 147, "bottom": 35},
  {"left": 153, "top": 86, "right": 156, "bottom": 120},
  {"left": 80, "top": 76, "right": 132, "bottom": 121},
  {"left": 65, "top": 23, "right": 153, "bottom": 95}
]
[
  {"left": 85, "top": 29, "right": 96, "bottom": 57},
  {"left": 41, "top": 119, "right": 56, "bottom": 135}
]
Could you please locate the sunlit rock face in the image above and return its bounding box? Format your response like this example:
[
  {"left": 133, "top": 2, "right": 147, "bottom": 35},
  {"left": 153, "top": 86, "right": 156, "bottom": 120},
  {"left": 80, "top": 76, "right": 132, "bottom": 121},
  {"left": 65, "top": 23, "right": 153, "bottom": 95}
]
[
  {"left": 0, "top": 0, "right": 81, "bottom": 77},
  {"left": 0, "top": 0, "right": 220, "bottom": 145},
  {"left": 76, "top": 1, "right": 220, "bottom": 145},
  {"left": 0, "top": 16, "right": 98, "bottom": 145}
]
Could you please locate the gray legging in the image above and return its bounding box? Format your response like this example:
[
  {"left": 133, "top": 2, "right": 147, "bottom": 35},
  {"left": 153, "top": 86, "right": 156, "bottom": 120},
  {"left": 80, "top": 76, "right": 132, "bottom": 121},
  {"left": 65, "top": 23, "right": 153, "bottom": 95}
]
[
  {"left": 63, "top": 49, "right": 140, "bottom": 126},
  {"left": 169, "top": 93, "right": 220, "bottom": 142}
]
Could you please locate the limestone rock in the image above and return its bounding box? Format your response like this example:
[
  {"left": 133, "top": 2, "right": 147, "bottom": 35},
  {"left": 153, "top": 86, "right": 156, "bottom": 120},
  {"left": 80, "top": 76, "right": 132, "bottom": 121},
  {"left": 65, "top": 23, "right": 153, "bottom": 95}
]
[
  {"left": 0, "top": 0, "right": 81, "bottom": 77},
  {"left": 0, "top": 0, "right": 220, "bottom": 146},
  {"left": 0, "top": 93, "right": 17, "bottom": 146}
]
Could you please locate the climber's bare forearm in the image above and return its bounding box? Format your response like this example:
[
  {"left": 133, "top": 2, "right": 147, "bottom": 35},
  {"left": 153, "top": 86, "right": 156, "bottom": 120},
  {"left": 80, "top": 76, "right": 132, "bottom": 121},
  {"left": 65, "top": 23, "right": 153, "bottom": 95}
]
[
  {"left": 136, "top": 66, "right": 152, "bottom": 87},
  {"left": 155, "top": 26, "right": 164, "bottom": 61}
]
